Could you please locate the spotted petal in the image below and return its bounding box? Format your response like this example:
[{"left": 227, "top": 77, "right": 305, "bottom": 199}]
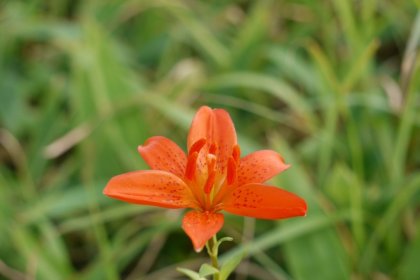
[
  {"left": 138, "top": 136, "right": 187, "bottom": 178},
  {"left": 222, "top": 183, "right": 307, "bottom": 219},
  {"left": 182, "top": 210, "right": 224, "bottom": 252},
  {"left": 237, "top": 150, "right": 290, "bottom": 186},
  {"left": 104, "top": 170, "right": 195, "bottom": 209}
]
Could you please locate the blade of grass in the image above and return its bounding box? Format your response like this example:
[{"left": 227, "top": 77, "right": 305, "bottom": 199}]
[
  {"left": 360, "top": 174, "right": 420, "bottom": 274},
  {"left": 391, "top": 12, "right": 420, "bottom": 185},
  {"left": 204, "top": 72, "right": 316, "bottom": 132},
  {"left": 271, "top": 135, "right": 351, "bottom": 280}
]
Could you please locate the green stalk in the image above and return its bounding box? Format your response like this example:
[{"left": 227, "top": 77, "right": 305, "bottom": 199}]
[{"left": 206, "top": 235, "right": 220, "bottom": 280}]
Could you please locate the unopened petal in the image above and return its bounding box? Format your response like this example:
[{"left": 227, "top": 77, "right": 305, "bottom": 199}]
[
  {"left": 187, "top": 106, "right": 213, "bottom": 151},
  {"left": 212, "top": 109, "right": 237, "bottom": 172},
  {"left": 138, "top": 136, "right": 187, "bottom": 178},
  {"left": 104, "top": 170, "right": 195, "bottom": 209},
  {"left": 222, "top": 183, "right": 307, "bottom": 219},
  {"left": 187, "top": 106, "right": 237, "bottom": 173},
  {"left": 182, "top": 210, "right": 224, "bottom": 252}
]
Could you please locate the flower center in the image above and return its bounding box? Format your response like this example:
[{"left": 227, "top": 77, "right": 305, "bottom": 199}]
[{"left": 185, "top": 139, "right": 241, "bottom": 211}]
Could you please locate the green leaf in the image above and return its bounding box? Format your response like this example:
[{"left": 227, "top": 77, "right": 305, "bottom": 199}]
[
  {"left": 217, "top": 236, "right": 234, "bottom": 248},
  {"left": 177, "top": 267, "right": 205, "bottom": 280},
  {"left": 271, "top": 136, "right": 351, "bottom": 280},
  {"left": 198, "top": 263, "right": 219, "bottom": 277},
  {"left": 219, "top": 252, "right": 244, "bottom": 280},
  {"left": 398, "top": 228, "right": 420, "bottom": 280},
  {"left": 205, "top": 72, "right": 316, "bottom": 132}
]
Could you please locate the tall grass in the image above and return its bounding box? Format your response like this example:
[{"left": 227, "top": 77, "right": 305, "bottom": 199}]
[{"left": 0, "top": 0, "right": 419, "bottom": 279}]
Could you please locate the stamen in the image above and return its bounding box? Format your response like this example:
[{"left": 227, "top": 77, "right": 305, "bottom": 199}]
[
  {"left": 207, "top": 154, "right": 217, "bottom": 171},
  {"left": 189, "top": 138, "right": 206, "bottom": 155},
  {"left": 208, "top": 143, "right": 217, "bottom": 155},
  {"left": 227, "top": 156, "right": 237, "bottom": 185},
  {"left": 204, "top": 172, "right": 216, "bottom": 194},
  {"left": 232, "top": 144, "right": 241, "bottom": 163},
  {"left": 185, "top": 152, "right": 198, "bottom": 180},
  {"left": 204, "top": 154, "right": 216, "bottom": 194}
]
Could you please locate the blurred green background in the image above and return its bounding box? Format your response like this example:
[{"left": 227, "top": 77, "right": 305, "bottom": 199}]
[{"left": 1, "top": 0, "right": 419, "bottom": 279}]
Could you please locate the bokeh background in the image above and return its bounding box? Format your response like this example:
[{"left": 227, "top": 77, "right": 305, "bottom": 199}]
[{"left": 1, "top": 0, "right": 419, "bottom": 279}]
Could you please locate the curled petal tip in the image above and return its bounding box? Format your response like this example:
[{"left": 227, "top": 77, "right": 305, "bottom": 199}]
[
  {"left": 103, "top": 183, "right": 113, "bottom": 197},
  {"left": 301, "top": 202, "right": 308, "bottom": 216},
  {"left": 298, "top": 208, "right": 307, "bottom": 217},
  {"left": 194, "top": 246, "right": 204, "bottom": 253},
  {"left": 293, "top": 200, "right": 308, "bottom": 217}
]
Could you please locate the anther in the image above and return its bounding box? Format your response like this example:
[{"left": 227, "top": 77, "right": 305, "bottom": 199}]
[
  {"left": 204, "top": 154, "right": 216, "bottom": 194},
  {"left": 208, "top": 143, "right": 217, "bottom": 155},
  {"left": 189, "top": 138, "right": 206, "bottom": 155},
  {"left": 227, "top": 156, "right": 237, "bottom": 185},
  {"left": 204, "top": 172, "right": 216, "bottom": 194},
  {"left": 185, "top": 152, "right": 199, "bottom": 180},
  {"left": 232, "top": 144, "right": 241, "bottom": 163}
]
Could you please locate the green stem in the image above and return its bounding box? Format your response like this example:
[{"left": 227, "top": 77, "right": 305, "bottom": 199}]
[{"left": 206, "top": 235, "right": 220, "bottom": 280}]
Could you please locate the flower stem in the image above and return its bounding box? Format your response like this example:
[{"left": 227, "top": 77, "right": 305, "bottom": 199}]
[{"left": 206, "top": 235, "right": 220, "bottom": 280}]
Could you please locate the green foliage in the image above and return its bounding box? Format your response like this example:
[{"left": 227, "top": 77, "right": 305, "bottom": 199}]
[
  {"left": 177, "top": 267, "right": 207, "bottom": 280},
  {"left": 0, "top": 0, "right": 419, "bottom": 279},
  {"left": 178, "top": 235, "right": 240, "bottom": 280},
  {"left": 219, "top": 251, "right": 244, "bottom": 280},
  {"left": 199, "top": 264, "right": 219, "bottom": 278}
]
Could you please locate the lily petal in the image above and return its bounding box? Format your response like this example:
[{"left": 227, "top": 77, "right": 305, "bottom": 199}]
[
  {"left": 182, "top": 210, "right": 224, "bottom": 252},
  {"left": 187, "top": 106, "right": 213, "bottom": 150},
  {"left": 104, "top": 170, "right": 195, "bottom": 209},
  {"left": 222, "top": 183, "right": 307, "bottom": 219},
  {"left": 187, "top": 106, "right": 237, "bottom": 172},
  {"left": 237, "top": 150, "right": 290, "bottom": 186},
  {"left": 138, "top": 136, "right": 187, "bottom": 178},
  {"left": 213, "top": 108, "right": 237, "bottom": 171}
]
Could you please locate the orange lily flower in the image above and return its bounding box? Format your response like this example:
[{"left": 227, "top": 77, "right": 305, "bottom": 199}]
[{"left": 104, "top": 106, "right": 307, "bottom": 252}]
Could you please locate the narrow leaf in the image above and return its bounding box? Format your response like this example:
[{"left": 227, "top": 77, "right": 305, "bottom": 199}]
[
  {"left": 217, "top": 236, "right": 234, "bottom": 248},
  {"left": 219, "top": 253, "right": 244, "bottom": 280},
  {"left": 198, "top": 263, "right": 219, "bottom": 277},
  {"left": 176, "top": 267, "right": 204, "bottom": 280}
]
